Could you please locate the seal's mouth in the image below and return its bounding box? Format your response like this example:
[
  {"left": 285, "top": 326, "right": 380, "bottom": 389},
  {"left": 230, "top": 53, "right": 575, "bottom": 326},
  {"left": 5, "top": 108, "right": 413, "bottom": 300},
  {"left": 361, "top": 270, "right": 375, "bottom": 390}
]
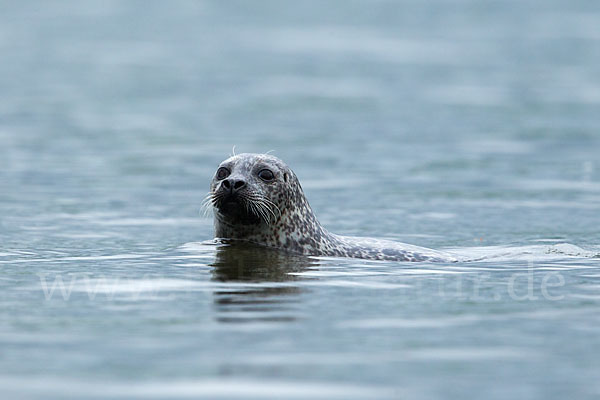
[
  {"left": 220, "top": 196, "right": 243, "bottom": 213},
  {"left": 213, "top": 192, "right": 261, "bottom": 224},
  {"left": 215, "top": 192, "right": 240, "bottom": 210},
  {"left": 208, "top": 189, "right": 281, "bottom": 226}
]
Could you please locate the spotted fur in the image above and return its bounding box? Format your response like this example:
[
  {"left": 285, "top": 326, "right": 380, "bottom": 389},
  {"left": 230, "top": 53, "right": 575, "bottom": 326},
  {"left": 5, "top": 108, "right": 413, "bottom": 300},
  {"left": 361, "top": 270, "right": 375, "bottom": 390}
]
[{"left": 209, "top": 153, "right": 456, "bottom": 262}]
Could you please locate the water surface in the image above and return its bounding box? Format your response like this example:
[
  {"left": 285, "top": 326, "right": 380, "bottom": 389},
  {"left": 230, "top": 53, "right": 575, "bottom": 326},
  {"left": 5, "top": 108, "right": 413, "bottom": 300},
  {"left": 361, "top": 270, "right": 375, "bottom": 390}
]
[{"left": 1, "top": 0, "right": 600, "bottom": 399}]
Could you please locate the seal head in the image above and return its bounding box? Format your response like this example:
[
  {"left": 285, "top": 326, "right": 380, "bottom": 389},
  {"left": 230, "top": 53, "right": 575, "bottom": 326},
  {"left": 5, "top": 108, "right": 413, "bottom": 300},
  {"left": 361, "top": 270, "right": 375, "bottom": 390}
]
[{"left": 208, "top": 153, "right": 455, "bottom": 262}]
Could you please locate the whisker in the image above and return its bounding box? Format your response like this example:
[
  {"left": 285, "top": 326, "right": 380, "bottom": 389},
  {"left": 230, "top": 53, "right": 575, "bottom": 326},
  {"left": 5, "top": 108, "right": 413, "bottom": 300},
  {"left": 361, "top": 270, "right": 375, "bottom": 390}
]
[
  {"left": 254, "top": 200, "right": 269, "bottom": 224},
  {"left": 249, "top": 200, "right": 268, "bottom": 224},
  {"left": 246, "top": 191, "right": 282, "bottom": 223},
  {"left": 254, "top": 196, "right": 280, "bottom": 221},
  {"left": 200, "top": 193, "right": 216, "bottom": 217},
  {"left": 257, "top": 200, "right": 277, "bottom": 223},
  {"left": 261, "top": 197, "right": 281, "bottom": 218},
  {"left": 256, "top": 201, "right": 272, "bottom": 224}
]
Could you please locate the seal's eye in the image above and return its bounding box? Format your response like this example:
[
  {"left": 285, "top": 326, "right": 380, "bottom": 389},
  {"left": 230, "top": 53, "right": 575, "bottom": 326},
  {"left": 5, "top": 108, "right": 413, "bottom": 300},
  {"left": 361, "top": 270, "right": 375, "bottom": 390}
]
[
  {"left": 216, "top": 167, "right": 230, "bottom": 180},
  {"left": 258, "top": 169, "right": 275, "bottom": 181}
]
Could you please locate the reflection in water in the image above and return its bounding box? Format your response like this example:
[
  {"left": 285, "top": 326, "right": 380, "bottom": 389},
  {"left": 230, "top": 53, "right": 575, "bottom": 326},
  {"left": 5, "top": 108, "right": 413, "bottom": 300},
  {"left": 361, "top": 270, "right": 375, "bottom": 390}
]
[{"left": 210, "top": 243, "right": 318, "bottom": 323}]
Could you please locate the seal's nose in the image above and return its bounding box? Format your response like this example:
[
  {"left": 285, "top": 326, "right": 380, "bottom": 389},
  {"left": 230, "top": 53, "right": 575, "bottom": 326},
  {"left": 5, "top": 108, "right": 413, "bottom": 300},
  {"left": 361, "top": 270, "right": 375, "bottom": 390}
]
[{"left": 222, "top": 178, "right": 246, "bottom": 193}]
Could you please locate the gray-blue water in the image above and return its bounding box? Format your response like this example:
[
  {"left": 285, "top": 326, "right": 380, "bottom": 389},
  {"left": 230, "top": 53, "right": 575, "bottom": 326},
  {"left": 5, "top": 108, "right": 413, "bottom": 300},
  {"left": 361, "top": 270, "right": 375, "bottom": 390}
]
[{"left": 1, "top": 1, "right": 600, "bottom": 399}]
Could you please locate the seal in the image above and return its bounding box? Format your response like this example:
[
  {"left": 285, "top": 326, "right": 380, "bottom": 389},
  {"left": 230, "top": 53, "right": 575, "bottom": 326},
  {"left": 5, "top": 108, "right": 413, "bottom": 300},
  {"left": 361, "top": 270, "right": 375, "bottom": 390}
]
[{"left": 206, "top": 153, "right": 456, "bottom": 262}]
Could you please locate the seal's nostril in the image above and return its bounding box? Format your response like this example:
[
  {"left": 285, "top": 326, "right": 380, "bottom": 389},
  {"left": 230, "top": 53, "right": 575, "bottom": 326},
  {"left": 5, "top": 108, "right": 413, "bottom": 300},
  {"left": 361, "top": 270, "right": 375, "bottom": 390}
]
[
  {"left": 233, "top": 180, "right": 246, "bottom": 190},
  {"left": 222, "top": 179, "right": 245, "bottom": 192}
]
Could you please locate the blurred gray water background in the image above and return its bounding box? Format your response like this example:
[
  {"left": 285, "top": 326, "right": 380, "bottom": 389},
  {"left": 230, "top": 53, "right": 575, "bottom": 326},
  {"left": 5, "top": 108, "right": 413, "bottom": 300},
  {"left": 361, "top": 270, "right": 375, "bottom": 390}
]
[{"left": 1, "top": 1, "right": 600, "bottom": 399}]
